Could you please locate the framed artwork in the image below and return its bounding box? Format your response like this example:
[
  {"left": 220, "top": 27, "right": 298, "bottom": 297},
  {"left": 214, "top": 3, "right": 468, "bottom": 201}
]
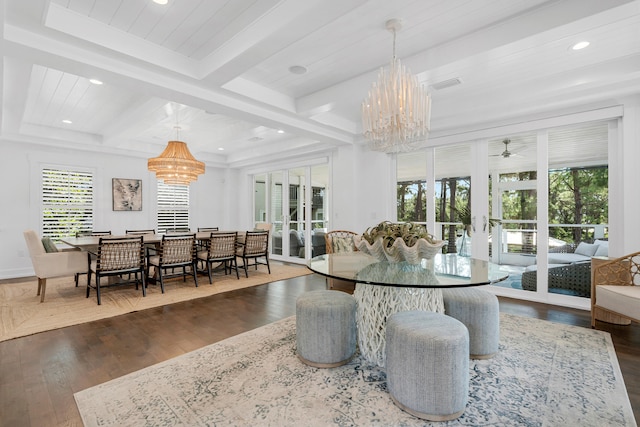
[{"left": 112, "top": 178, "right": 142, "bottom": 211}]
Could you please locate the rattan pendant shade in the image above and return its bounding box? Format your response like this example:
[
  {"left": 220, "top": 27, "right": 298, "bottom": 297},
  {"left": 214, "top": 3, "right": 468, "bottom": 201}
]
[{"left": 148, "top": 140, "right": 205, "bottom": 185}]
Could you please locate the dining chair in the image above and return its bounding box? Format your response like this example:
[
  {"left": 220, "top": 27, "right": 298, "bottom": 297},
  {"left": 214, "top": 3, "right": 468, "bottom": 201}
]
[
  {"left": 125, "top": 229, "right": 155, "bottom": 235},
  {"left": 145, "top": 233, "right": 198, "bottom": 292},
  {"left": 325, "top": 230, "right": 358, "bottom": 254},
  {"left": 234, "top": 230, "right": 270, "bottom": 278},
  {"left": 23, "top": 230, "right": 86, "bottom": 302},
  {"left": 325, "top": 230, "right": 359, "bottom": 290},
  {"left": 87, "top": 236, "right": 146, "bottom": 305},
  {"left": 74, "top": 231, "right": 112, "bottom": 286},
  {"left": 197, "top": 232, "right": 239, "bottom": 284},
  {"left": 196, "top": 227, "right": 219, "bottom": 250},
  {"left": 166, "top": 227, "right": 191, "bottom": 233}
]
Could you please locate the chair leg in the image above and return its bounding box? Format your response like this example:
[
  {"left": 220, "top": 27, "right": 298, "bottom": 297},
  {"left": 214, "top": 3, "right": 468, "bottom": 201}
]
[
  {"left": 75, "top": 273, "right": 79, "bottom": 287},
  {"left": 158, "top": 267, "right": 165, "bottom": 294},
  {"left": 182, "top": 266, "right": 187, "bottom": 282},
  {"left": 232, "top": 258, "right": 239, "bottom": 279},
  {"left": 86, "top": 270, "right": 92, "bottom": 298},
  {"left": 141, "top": 272, "right": 147, "bottom": 297},
  {"left": 243, "top": 258, "right": 249, "bottom": 278},
  {"left": 192, "top": 261, "right": 198, "bottom": 287},
  {"left": 96, "top": 276, "right": 101, "bottom": 305},
  {"left": 207, "top": 260, "right": 213, "bottom": 284},
  {"left": 38, "top": 278, "right": 46, "bottom": 302},
  {"left": 265, "top": 255, "right": 271, "bottom": 274}
]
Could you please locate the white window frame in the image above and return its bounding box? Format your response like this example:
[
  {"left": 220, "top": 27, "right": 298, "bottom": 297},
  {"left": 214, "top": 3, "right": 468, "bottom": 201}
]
[
  {"left": 41, "top": 167, "right": 94, "bottom": 241},
  {"left": 157, "top": 182, "right": 190, "bottom": 233}
]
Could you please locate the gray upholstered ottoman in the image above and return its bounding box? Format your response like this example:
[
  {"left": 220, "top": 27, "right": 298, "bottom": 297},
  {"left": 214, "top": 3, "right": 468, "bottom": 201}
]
[
  {"left": 296, "top": 290, "right": 357, "bottom": 368},
  {"left": 442, "top": 288, "right": 500, "bottom": 359},
  {"left": 386, "top": 311, "right": 469, "bottom": 421}
]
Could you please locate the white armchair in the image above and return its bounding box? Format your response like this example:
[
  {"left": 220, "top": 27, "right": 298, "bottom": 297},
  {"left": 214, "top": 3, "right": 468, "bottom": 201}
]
[
  {"left": 591, "top": 251, "right": 640, "bottom": 327},
  {"left": 23, "top": 230, "right": 86, "bottom": 302}
]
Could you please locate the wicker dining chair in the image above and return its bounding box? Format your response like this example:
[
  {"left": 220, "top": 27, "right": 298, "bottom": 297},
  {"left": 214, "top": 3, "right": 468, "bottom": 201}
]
[
  {"left": 86, "top": 236, "right": 146, "bottom": 305},
  {"left": 197, "top": 232, "right": 239, "bottom": 284},
  {"left": 325, "top": 230, "right": 359, "bottom": 290},
  {"left": 74, "top": 230, "right": 112, "bottom": 286},
  {"left": 196, "top": 227, "right": 219, "bottom": 250},
  {"left": 234, "top": 230, "right": 270, "bottom": 278},
  {"left": 146, "top": 233, "right": 198, "bottom": 293},
  {"left": 325, "top": 230, "right": 358, "bottom": 254},
  {"left": 125, "top": 229, "right": 155, "bottom": 235}
]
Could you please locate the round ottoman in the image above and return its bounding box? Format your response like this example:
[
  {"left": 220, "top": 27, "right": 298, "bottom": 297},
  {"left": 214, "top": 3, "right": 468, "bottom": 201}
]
[
  {"left": 386, "top": 311, "right": 469, "bottom": 421},
  {"left": 296, "top": 290, "right": 357, "bottom": 368},
  {"left": 441, "top": 288, "right": 500, "bottom": 359}
]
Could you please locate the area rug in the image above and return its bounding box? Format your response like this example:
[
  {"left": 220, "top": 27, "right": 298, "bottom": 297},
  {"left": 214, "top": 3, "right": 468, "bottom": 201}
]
[
  {"left": 0, "top": 264, "right": 311, "bottom": 342},
  {"left": 74, "top": 313, "right": 636, "bottom": 427}
]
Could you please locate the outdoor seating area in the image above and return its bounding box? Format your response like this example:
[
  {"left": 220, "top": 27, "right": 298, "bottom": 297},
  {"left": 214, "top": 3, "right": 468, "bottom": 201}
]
[
  {"left": 520, "top": 240, "right": 609, "bottom": 297},
  {"left": 271, "top": 228, "right": 327, "bottom": 258}
]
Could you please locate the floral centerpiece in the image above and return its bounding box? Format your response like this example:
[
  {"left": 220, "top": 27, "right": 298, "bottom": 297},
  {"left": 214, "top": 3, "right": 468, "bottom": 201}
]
[{"left": 352, "top": 221, "right": 445, "bottom": 264}]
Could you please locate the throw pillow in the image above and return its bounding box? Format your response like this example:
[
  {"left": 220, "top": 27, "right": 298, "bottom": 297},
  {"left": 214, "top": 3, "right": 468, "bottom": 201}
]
[
  {"left": 332, "top": 236, "right": 354, "bottom": 253},
  {"left": 574, "top": 242, "right": 598, "bottom": 257},
  {"left": 594, "top": 244, "right": 609, "bottom": 257},
  {"left": 41, "top": 237, "right": 59, "bottom": 253},
  {"left": 595, "top": 239, "right": 609, "bottom": 249}
]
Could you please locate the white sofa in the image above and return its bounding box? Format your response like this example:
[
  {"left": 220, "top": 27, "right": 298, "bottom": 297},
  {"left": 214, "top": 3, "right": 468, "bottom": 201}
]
[{"left": 546, "top": 240, "right": 608, "bottom": 264}]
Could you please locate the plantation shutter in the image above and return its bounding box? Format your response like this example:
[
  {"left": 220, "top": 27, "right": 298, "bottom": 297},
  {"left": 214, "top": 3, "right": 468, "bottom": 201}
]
[
  {"left": 42, "top": 168, "right": 94, "bottom": 241},
  {"left": 157, "top": 182, "right": 189, "bottom": 233}
]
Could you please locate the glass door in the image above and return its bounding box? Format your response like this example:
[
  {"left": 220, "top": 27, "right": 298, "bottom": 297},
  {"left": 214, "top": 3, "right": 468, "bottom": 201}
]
[{"left": 254, "top": 162, "right": 329, "bottom": 262}]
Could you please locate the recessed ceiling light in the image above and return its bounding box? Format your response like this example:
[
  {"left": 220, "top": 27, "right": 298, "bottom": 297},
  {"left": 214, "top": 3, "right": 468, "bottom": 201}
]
[
  {"left": 289, "top": 65, "right": 307, "bottom": 75},
  {"left": 62, "top": 119, "right": 72, "bottom": 124},
  {"left": 218, "top": 147, "right": 224, "bottom": 151},
  {"left": 277, "top": 129, "right": 285, "bottom": 134},
  {"left": 572, "top": 41, "right": 590, "bottom": 50},
  {"left": 89, "top": 78, "right": 103, "bottom": 85},
  {"left": 153, "top": 0, "right": 168, "bottom": 4}
]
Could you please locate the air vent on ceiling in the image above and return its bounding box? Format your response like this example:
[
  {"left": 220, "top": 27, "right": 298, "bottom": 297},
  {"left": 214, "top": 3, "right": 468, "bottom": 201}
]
[
  {"left": 431, "top": 77, "right": 462, "bottom": 91},
  {"left": 248, "top": 136, "right": 264, "bottom": 142}
]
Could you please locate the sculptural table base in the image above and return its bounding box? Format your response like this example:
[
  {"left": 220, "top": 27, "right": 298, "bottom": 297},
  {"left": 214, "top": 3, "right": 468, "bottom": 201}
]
[{"left": 353, "top": 283, "right": 444, "bottom": 367}]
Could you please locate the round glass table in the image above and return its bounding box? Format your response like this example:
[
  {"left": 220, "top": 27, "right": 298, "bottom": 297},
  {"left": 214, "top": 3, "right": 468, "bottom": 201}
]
[{"left": 308, "top": 252, "right": 509, "bottom": 366}]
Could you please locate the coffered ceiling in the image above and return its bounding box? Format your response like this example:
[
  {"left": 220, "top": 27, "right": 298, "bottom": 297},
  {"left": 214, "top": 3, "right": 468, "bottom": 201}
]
[{"left": 1, "top": 0, "right": 639, "bottom": 168}]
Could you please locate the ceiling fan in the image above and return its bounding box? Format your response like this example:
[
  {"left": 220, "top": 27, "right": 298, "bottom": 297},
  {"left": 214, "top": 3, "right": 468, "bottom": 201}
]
[{"left": 491, "top": 138, "right": 519, "bottom": 158}]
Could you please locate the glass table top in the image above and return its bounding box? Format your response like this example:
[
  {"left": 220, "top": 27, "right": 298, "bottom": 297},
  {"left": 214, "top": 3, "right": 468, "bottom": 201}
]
[{"left": 308, "top": 252, "right": 509, "bottom": 288}]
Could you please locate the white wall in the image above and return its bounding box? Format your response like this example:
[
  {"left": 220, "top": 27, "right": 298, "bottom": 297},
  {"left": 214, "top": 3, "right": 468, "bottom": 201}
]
[{"left": 619, "top": 96, "right": 640, "bottom": 256}]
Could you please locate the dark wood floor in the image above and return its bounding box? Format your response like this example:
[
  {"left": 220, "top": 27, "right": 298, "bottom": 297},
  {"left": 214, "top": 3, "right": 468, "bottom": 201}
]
[{"left": 1, "top": 274, "right": 638, "bottom": 427}]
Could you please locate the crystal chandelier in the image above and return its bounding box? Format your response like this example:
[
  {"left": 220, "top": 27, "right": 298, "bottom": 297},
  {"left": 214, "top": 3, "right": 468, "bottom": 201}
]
[
  {"left": 148, "top": 126, "right": 205, "bottom": 185},
  {"left": 362, "top": 19, "right": 431, "bottom": 153}
]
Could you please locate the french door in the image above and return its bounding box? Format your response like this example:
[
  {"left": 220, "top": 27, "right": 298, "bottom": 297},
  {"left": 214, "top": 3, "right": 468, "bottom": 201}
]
[{"left": 254, "top": 163, "right": 329, "bottom": 262}]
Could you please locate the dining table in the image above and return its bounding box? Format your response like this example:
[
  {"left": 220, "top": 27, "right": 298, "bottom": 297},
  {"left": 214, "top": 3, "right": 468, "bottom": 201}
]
[
  {"left": 308, "top": 252, "right": 509, "bottom": 366},
  {"left": 61, "top": 231, "right": 246, "bottom": 253}
]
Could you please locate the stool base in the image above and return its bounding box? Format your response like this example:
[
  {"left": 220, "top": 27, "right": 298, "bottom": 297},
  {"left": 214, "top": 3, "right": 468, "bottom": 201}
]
[
  {"left": 297, "top": 354, "right": 353, "bottom": 368},
  {"left": 391, "top": 395, "right": 465, "bottom": 422}
]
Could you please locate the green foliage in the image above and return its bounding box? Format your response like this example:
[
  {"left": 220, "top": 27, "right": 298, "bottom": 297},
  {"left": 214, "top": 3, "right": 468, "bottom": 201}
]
[{"left": 362, "top": 221, "right": 436, "bottom": 248}]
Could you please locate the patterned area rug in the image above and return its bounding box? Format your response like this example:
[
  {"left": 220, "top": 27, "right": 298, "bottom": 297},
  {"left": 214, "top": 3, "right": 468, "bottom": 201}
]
[
  {"left": 0, "top": 264, "right": 311, "bottom": 342},
  {"left": 74, "top": 313, "right": 636, "bottom": 427}
]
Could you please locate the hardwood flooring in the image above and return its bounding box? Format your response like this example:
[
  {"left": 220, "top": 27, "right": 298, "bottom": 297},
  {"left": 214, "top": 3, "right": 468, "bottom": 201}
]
[{"left": 1, "top": 274, "right": 638, "bottom": 426}]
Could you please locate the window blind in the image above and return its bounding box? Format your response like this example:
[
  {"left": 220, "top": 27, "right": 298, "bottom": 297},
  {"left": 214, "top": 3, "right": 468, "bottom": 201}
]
[
  {"left": 157, "top": 182, "right": 190, "bottom": 233},
  {"left": 42, "top": 168, "right": 94, "bottom": 240}
]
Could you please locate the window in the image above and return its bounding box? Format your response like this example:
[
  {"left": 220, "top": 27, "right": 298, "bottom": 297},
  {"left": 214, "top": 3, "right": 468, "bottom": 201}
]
[
  {"left": 42, "top": 168, "right": 93, "bottom": 240},
  {"left": 397, "top": 152, "right": 427, "bottom": 223},
  {"left": 157, "top": 182, "right": 189, "bottom": 233}
]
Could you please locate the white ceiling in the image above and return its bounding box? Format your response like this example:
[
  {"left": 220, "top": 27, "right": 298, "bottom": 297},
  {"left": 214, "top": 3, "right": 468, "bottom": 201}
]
[{"left": 2, "top": 0, "right": 639, "bottom": 169}]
